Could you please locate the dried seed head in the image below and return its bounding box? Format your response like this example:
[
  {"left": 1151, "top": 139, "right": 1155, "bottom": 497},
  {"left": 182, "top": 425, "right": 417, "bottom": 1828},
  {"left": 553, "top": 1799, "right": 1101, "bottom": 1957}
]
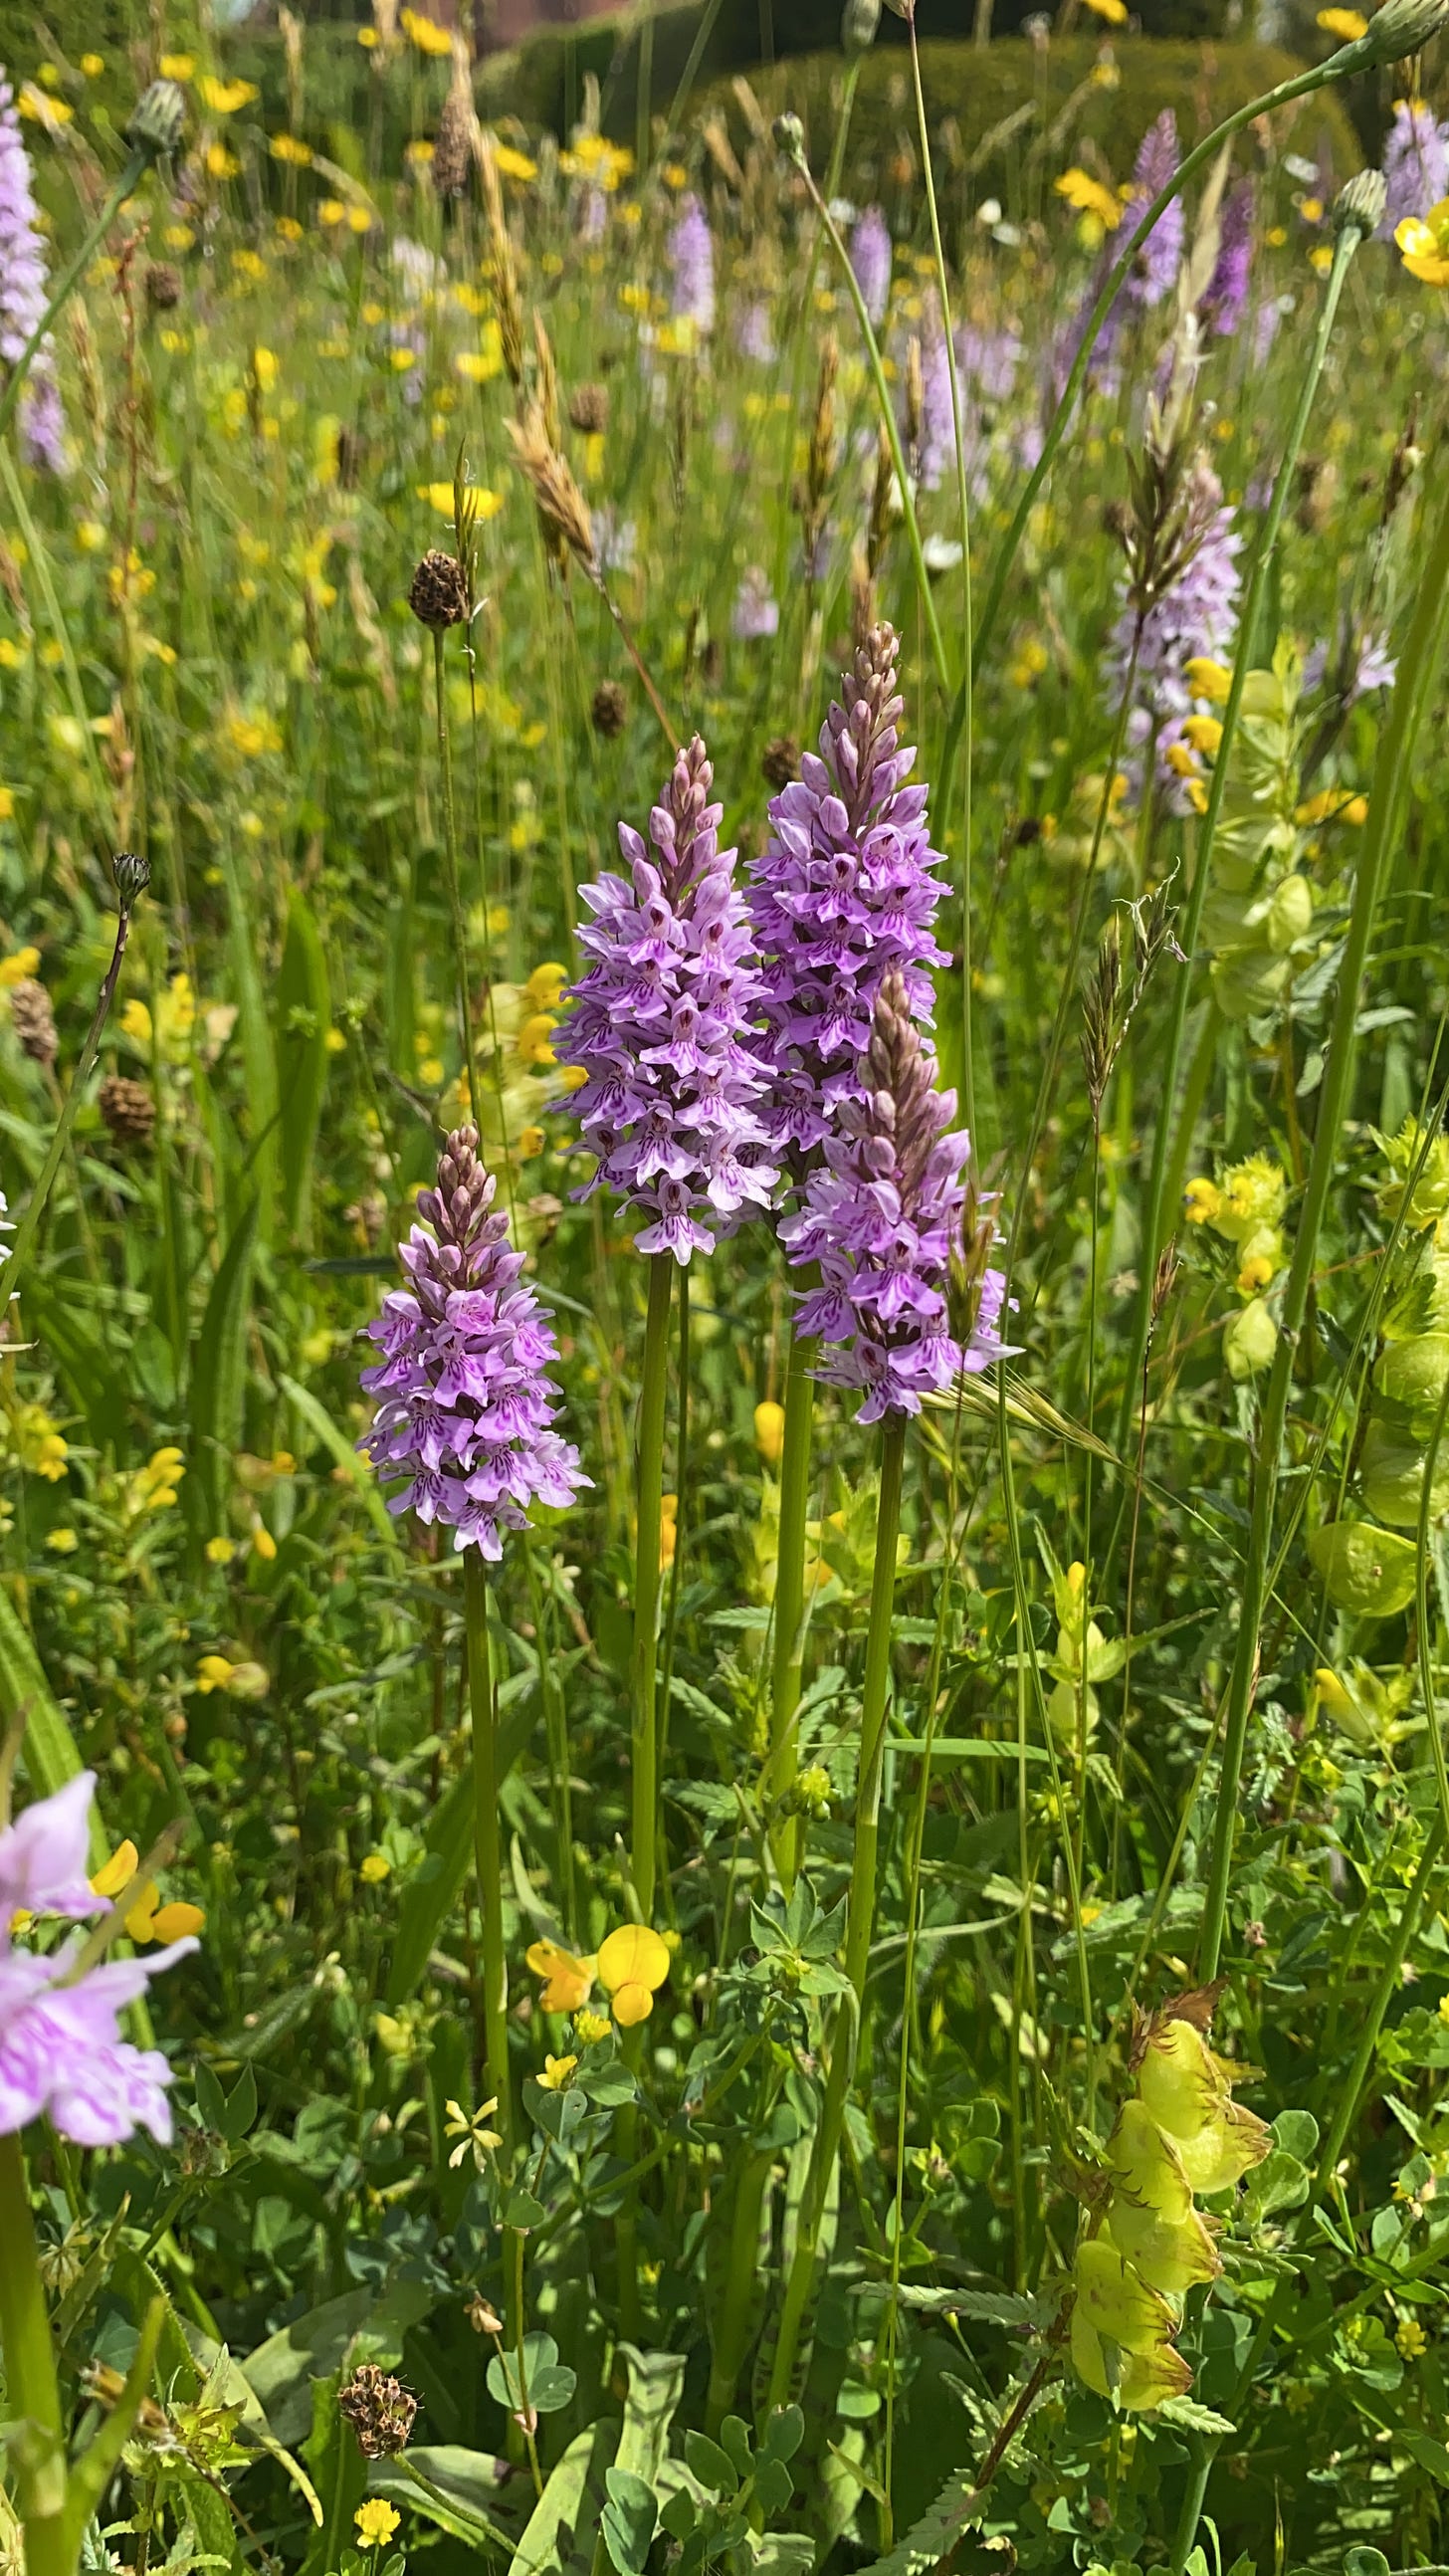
[
  {"left": 433, "top": 86, "right": 475, "bottom": 200},
  {"left": 474, "top": 129, "right": 524, "bottom": 388},
  {"left": 761, "top": 735, "right": 800, "bottom": 790},
  {"left": 1081, "top": 918, "right": 1123, "bottom": 1120},
  {"left": 99, "top": 1073, "right": 156, "bottom": 1148},
  {"left": 568, "top": 381, "right": 609, "bottom": 437},
  {"left": 144, "top": 261, "right": 181, "bottom": 313},
  {"left": 337, "top": 2364, "right": 417, "bottom": 2461},
  {"left": 590, "top": 680, "right": 628, "bottom": 739},
  {"left": 408, "top": 548, "right": 470, "bottom": 630},
  {"left": 112, "top": 851, "right": 150, "bottom": 910},
  {"left": 505, "top": 406, "right": 595, "bottom": 571},
  {"left": 335, "top": 424, "right": 364, "bottom": 492},
  {"left": 9, "top": 978, "right": 56, "bottom": 1070}
]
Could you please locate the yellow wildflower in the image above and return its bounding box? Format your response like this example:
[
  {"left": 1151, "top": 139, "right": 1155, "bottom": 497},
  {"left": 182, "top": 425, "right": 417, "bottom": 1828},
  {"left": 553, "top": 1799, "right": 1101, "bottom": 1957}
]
[
  {"left": 1182, "top": 714, "right": 1222, "bottom": 755},
  {"left": 92, "top": 1843, "right": 204, "bottom": 1945},
  {"left": 198, "top": 77, "right": 259, "bottom": 114},
  {"left": 574, "top": 2008, "right": 612, "bottom": 2044},
  {"left": 81, "top": 54, "right": 104, "bottom": 76},
  {"left": 1084, "top": 0, "right": 1129, "bottom": 18},
  {"left": 1182, "top": 1177, "right": 1220, "bottom": 1225},
  {"left": 0, "top": 947, "right": 40, "bottom": 988},
  {"left": 537, "top": 2053, "right": 577, "bottom": 2090},
  {"left": 354, "top": 2501, "right": 400, "bottom": 2549},
  {"left": 359, "top": 1852, "right": 391, "bottom": 1884},
  {"left": 597, "top": 1923, "right": 671, "bottom": 2028},
  {"left": 754, "top": 1399, "right": 785, "bottom": 1465},
  {"left": 1184, "top": 655, "right": 1231, "bottom": 704},
  {"left": 270, "top": 133, "right": 312, "bottom": 165},
  {"left": 1317, "top": 6, "right": 1367, "bottom": 30},
  {"left": 1396, "top": 2316, "right": 1427, "bottom": 2360},
  {"left": 444, "top": 2095, "right": 503, "bottom": 2169},
  {"left": 1054, "top": 168, "right": 1123, "bottom": 231},
  {"left": 402, "top": 6, "right": 454, "bottom": 53},
  {"left": 205, "top": 1536, "right": 237, "bottom": 1565},
  {"left": 45, "top": 1528, "right": 78, "bottom": 1554},
  {"left": 1396, "top": 204, "right": 1449, "bottom": 284},
  {"left": 491, "top": 141, "right": 537, "bottom": 182},
  {"left": 158, "top": 53, "right": 194, "bottom": 80},
  {"left": 13, "top": 1404, "right": 68, "bottom": 1480},
  {"left": 194, "top": 1655, "right": 236, "bottom": 1694}
]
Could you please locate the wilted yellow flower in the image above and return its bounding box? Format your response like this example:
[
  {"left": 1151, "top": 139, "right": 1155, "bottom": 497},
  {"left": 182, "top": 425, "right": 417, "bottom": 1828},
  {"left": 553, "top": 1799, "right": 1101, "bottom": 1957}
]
[
  {"left": 527, "top": 1937, "right": 597, "bottom": 2014},
  {"left": 597, "top": 1923, "right": 671, "bottom": 2028}
]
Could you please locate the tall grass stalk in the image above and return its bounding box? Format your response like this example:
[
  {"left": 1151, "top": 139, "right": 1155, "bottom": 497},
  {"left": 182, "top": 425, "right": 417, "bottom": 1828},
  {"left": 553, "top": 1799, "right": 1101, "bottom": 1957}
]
[
  {"left": 766, "top": 1414, "right": 906, "bottom": 2410},
  {"left": 1196, "top": 422, "right": 1449, "bottom": 1987},
  {"left": 1115, "top": 211, "right": 1368, "bottom": 1462}
]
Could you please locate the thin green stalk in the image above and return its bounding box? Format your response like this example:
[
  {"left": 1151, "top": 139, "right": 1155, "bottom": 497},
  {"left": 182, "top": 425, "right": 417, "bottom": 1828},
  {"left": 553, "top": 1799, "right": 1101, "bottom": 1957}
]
[
  {"left": 705, "top": 2145, "right": 772, "bottom": 2434},
  {"left": 465, "top": 1552, "right": 512, "bottom": 2159},
  {"left": 1115, "top": 216, "right": 1365, "bottom": 1459},
  {"left": 656, "top": 1263, "right": 691, "bottom": 1807},
  {"left": 615, "top": 1253, "right": 675, "bottom": 2338},
  {"left": 1196, "top": 419, "right": 1449, "bottom": 1986},
  {"left": 631, "top": 1254, "right": 675, "bottom": 1923},
  {"left": 775, "top": 133, "right": 950, "bottom": 699},
  {"left": 0, "top": 2130, "right": 68, "bottom": 2576},
  {"left": 432, "top": 627, "right": 480, "bottom": 1118},
  {"left": 904, "top": 0, "right": 976, "bottom": 1142},
  {"left": 768, "top": 1325, "right": 817, "bottom": 1892},
  {"left": 6, "top": 875, "right": 143, "bottom": 1299},
  {"left": 766, "top": 1417, "right": 906, "bottom": 2411},
  {"left": 969, "top": 30, "right": 1392, "bottom": 672}
]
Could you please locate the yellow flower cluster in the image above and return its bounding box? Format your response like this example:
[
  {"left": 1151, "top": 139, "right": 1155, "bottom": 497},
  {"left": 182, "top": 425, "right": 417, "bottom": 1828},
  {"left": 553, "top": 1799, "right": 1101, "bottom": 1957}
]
[
  {"left": 125, "top": 1446, "right": 184, "bottom": 1516},
  {"left": 92, "top": 1840, "right": 205, "bottom": 1945},
  {"left": 8, "top": 1401, "right": 68, "bottom": 1481},
  {"left": 464, "top": 961, "right": 569, "bottom": 1172},
  {"left": 526, "top": 1922, "right": 672, "bottom": 2029},
  {"left": 1071, "top": 1995, "right": 1269, "bottom": 2408},
  {"left": 1183, "top": 1155, "right": 1288, "bottom": 1381}
]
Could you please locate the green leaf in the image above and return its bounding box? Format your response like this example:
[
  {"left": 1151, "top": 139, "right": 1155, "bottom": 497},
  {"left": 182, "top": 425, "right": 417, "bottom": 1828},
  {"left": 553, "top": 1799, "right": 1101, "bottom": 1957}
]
[
  {"left": 0, "top": 1580, "right": 93, "bottom": 1829},
  {"left": 276, "top": 893, "right": 331, "bottom": 1244},
  {"left": 682, "top": 2431, "right": 736, "bottom": 2494},
  {"left": 384, "top": 1693, "right": 539, "bottom": 2008},
  {"left": 601, "top": 2467, "right": 656, "bottom": 2576},
  {"left": 369, "top": 2447, "right": 507, "bottom": 2544},
  {"left": 278, "top": 1370, "right": 403, "bottom": 1555},
  {"left": 613, "top": 2343, "right": 686, "bottom": 2485},
  {"left": 190, "top": 1194, "right": 260, "bottom": 1529},
  {"left": 1272, "top": 2109, "right": 1320, "bottom": 2162},
  {"left": 297, "top": 2376, "right": 365, "bottom": 2576},
  {"left": 218, "top": 838, "right": 279, "bottom": 1242},
  {"left": 507, "top": 2425, "right": 613, "bottom": 2576}
]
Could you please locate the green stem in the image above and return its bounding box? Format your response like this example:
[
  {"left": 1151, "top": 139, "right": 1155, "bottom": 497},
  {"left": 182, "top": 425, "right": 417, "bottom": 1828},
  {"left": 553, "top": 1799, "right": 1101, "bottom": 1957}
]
[
  {"left": 0, "top": 2131, "right": 69, "bottom": 2576},
  {"left": 631, "top": 1254, "right": 674, "bottom": 1924},
  {"left": 432, "top": 627, "right": 480, "bottom": 1119},
  {"left": 781, "top": 146, "right": 950, "bottom": 699},
  {"left": 656, "top": 1263, "right": 691, "bottom": 1803},
  {"left": 768, "top": 1326, "right": 817, "bottom": 1891},
  {"left": 0, "top": 150, "right": 149, "bottom": 457},
  {"left": 705, "top": 2145, "right": 771, "bottom": 2434},
  {"left": 464, "top": 1551, "right": 512, "bottom": 2158},
  {"left": 6, "top": 894, "right": 138, "bottom": 1299},
  {"left": 970, "top": 37, "right": 1378, "bottom": 671},
  {"left": 1196, "top": 408, "right": 1449, "bottom": 1986},
  {"left": 905, "top": 0, "right": 976, "bottom": 1142},
  {"left": 766, "top": 1418, "right": 906, "bottom": 2410},
  {"left": 1116, "top": 220, "right": 1364, "bottom": 1463}
]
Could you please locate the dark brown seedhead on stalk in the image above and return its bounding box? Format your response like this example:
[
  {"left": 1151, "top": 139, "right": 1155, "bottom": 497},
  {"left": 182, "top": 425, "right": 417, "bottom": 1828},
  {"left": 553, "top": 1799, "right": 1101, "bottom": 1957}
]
[
  {"left": 338, "top": 2364, "right": 418, "bottom": 2462},
  {"left": 591, "top": 680, "right": 628, "bottom": 739},
  {"left": 1116, "top": 418, "right": 1221, "bottom": 624},
  {"left": 408, "top": 548, "right": 470, "bottom": 631},
  {"left": 433, "top": 82, "right": 474, "bottom": 200},
  {"left": 9, "top": 978, "right": 56, "bottom": 1070},
  {"left": 100, "top": 1073, "right": 155, "bottom": 1150},
  {"left": 568, "top": 381, "right": 609, "bottom": 437},
  {"left": 144, "top": 261, "right": 181, "bottom": 313}
]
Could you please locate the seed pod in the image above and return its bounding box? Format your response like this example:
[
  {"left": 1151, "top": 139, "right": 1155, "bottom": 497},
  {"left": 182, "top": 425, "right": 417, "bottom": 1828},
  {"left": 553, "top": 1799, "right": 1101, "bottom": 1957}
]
[
  {"left": 112, "top": 851, "right": 150, "bottom": 909},
  {"left": 9, "top": 977, "right": 56, "bottom": 1069},
  {"left": 408, "top": 548, "right": 470, "bottom": 630},
  {"left": 590, "top": 680, "right": 628, "bottom": 739},
  {"left": 99, "top": 1072, "right": 156, "bottom": 1149},
  {"left": 433, "top": 85, "right": 474, "bottom": 200},
  {"left": 568, "top": 381, "right": 609, "bottom": 437},
  {"left": 1135, "top": 2016, "right": 1271, "bottom": 2195},
  {"left": 144, "top": 261, "right": 182, "bottom": 313},
  {"left": 127, "top": 81, "right": 187, "bottom": 157}
]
